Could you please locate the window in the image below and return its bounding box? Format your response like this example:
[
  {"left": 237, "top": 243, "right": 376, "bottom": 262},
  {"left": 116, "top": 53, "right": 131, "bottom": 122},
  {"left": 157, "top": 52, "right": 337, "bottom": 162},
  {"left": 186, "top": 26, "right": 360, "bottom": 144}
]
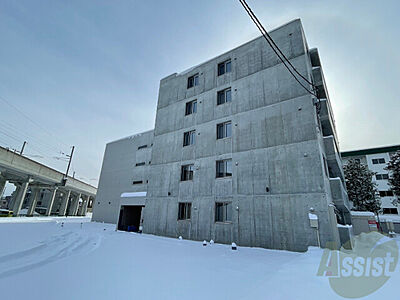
[
  {"left": 185, "top": 100, "right": 197, "bottom": 115},
  {"left": 383, "top": 208, "right": 398, "bottom": 215},
  {"left": 187, "top": 74, "right": 199, "bottom": 89},
  {"left": 216, "top": 159, "right": 232, "bottom": 178},
  {"left": 372, "top": 158, "right": 385, "bottom": 164},
  {"left": 218, "top": 59, "right": 232, "bottom": 76},
  {"left": 132, "top": 180, "right": 143, "bottom": 185},
  {"left": 217, "top": 88, "right": 232, "bottom": 105},
  {"left": 178, "top": 202, "right": 192, "bottom": 220},
  {"left": 181, "top": 164, "right": 194, "bottom": 181},
  {"left": 215, "top": 202, "right": 232, "bottom": 222},
  {"left": 138, "top": 145, "right": 148, "bottom": 150},
  {"left": 217, "top": 121, "right": 232, "bottom": 139},
  {"left": 376, "top": 174, "right": 389, "bottom": 180},
  {"left": 183, "top": 130, "right": 196, "bottom": 146},
  {"left": 135, "top": 162, "right": 145, "bottom": 166},
  {"left": 379, "top": 190, "right": 394, "bottom": 197}
]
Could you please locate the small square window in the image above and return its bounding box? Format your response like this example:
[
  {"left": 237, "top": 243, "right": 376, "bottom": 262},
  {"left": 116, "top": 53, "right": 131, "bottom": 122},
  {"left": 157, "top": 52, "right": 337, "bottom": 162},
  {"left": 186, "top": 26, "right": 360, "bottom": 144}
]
[
  {"left": 187, "top": 74, "right": 199, "bottom": 89},
  {"left": 178, "top": 202, "right": 192, "bottom": 220},
  {"left": 185, "top": 100, "right": 197, "bottom": 115},
  {"left": 181, "top": 164, "right": 194, "bottom": 181},
  {"left": 216, "top": 159, "right": 232, "bottom": 178},
  {"left": 218, "top": 59, "right": 232, "bottom": 76},
  {"left": 215, "top": 202, "right": 232, "bottom": 222},
  {"left": 379, "top": 158, "right": 385, "bottom": 164},
  {"left": 217, "top": 88, "right": 232, "bottom": 105},
  {"left": 183, "top": 130, "right": 196, "bottom": 146},
  {"left": 217, "top": 121, "right": 232, "bottom": 139}
]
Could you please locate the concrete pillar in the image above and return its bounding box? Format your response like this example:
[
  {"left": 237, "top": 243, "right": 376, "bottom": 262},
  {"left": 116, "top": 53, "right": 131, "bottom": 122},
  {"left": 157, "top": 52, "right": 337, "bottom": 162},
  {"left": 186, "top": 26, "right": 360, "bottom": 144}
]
[
  {"left": 79, "top": 195, "right": 90, "bottom": 216},
  {"left": 58, "top": 190, "right": 71, "bottom": 216},
  {"left": 0, "top": 178, "right": 7, "bottom": 198},
  {"left": 82, "top": 196, "right": 90, "bottom": 216},
  {"left": 12, "top": 182, "right": 29, "bottom": 216},
  {"left": 70, "top": 193, "right": 81, "bottom": 216},
  {"left": 27, "top": 188, "right": 40, "bottom": 217},
  {"left": 45, "top": 188, "right": 58, "bottom": 216}
]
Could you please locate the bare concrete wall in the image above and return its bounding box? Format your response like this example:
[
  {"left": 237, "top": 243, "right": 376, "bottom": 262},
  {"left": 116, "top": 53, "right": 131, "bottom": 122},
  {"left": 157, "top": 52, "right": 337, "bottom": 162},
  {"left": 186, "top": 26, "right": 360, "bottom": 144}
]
[
  {"left": 92, "top": 131, "right": 153, "bottom": 224},
  {"left": 143, "top": 19, "right": 340, "bottom": 252}
]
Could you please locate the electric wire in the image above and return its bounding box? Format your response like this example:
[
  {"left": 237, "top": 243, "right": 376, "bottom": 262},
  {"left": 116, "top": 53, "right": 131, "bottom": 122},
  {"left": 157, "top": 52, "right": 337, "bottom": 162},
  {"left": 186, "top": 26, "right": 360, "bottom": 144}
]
[{"left": 238, "top": 0, "right": 318, "bottom": 98}]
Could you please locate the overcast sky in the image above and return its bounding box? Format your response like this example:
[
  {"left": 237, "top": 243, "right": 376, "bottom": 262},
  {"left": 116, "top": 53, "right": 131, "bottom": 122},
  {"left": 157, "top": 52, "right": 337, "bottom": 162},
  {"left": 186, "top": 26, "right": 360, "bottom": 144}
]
[{"left": 1, "top": 0, "right": 399, "bottom": 194}]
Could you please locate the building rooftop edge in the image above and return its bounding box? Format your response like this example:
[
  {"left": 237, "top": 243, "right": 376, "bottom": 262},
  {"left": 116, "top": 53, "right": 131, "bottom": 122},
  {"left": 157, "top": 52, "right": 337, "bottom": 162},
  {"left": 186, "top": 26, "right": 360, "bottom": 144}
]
[
  {"left": 341, "top": 144, "right": 400, "bottom": 157},
  {"left": 160, "top": 18, "right": 303, "bottom": 81},
  {"left": 107, "top": 129, "right": 155, "bottom": 145}
]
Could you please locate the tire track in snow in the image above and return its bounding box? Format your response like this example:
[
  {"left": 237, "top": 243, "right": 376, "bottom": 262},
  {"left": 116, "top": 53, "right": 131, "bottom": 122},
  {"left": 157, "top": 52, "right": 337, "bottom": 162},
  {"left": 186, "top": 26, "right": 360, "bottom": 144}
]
[{"left": 0, "top": 230, "right": 101, "bottom": 279}]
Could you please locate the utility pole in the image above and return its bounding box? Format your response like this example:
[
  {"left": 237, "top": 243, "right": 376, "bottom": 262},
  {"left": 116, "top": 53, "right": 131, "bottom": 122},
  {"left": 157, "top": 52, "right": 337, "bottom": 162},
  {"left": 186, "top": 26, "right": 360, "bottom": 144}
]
[
  {"left": 20, "top": 141, "right": 27, "bottom": 155},
  {"left": 65, "top": 146, "right": 75, "bottom": 179}
]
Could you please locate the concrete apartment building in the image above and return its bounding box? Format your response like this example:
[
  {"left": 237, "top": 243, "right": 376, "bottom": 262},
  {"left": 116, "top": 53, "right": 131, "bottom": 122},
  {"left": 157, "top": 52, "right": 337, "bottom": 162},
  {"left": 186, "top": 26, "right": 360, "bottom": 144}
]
[
  {"left": 342, "top": 145, "right": 400, "bottom": 215},
  {"left": 93, "top": 19, "right": 350, "bottom": 251}
]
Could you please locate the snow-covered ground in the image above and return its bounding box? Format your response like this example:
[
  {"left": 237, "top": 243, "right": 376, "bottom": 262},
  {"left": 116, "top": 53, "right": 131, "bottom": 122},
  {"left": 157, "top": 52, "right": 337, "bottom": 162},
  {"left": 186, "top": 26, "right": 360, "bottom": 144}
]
[{"left": 0, "top": 217, "right": 399, "bottom": 300}]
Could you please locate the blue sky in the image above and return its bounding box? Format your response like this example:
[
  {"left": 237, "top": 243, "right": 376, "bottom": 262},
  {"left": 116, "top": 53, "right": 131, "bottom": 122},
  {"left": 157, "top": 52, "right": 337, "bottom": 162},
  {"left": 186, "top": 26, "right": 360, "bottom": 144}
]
[{"left": 0, "top": 0, "right": 399, "bottom": 193}]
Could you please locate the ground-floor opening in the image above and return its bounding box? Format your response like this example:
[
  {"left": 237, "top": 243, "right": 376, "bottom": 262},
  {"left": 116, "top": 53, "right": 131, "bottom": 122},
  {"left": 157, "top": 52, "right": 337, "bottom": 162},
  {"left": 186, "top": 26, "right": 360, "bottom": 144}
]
[{"left": 118, "top": 205, "right": 144, "bottom": 232}]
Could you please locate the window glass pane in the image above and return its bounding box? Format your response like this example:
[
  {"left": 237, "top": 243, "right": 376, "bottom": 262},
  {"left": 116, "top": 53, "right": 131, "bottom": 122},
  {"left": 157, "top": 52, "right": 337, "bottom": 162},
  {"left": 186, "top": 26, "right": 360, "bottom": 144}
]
[
  {"left": 194, "top": 75, "right": 199, "bottom": 86},
  {"left": 372, "top": 159, "right": 378, "bottom": 164},
  {"left": 215, "top": 203, "right": 223, "bottom": 222},
  {"left": 187, "top": 77, "right": 193, "bottom": 89},
  {"left": 226, "top": 60, "right": 231, "bottom": 73},
  {"left": 225, "top": 203, "right": 232, "bottom": 221},
  {"left": 217, "top": 123, "right": 224, "bottom": 139},
  {"left": 218, "top": 63, "right": 225, "bottom": 76},
  {"left": 225, "top": 89, "right": 231, "bottom": 102},
  {"left": 379, "top": 158, "right": 385, "bottom": 164},
  {"left": 226, "top": 160, "right": 232, "bottom": 176},
  {"left": 383, "top": 174, "right": 389, "bottom": 179},
  {"left": 192, "top": 101, "right": 197, "bottom": 113},
  {"left": 216, "top": 161, "right": 223, "bottom": 178},
  {"left": 191, "top": 131, "right": 195, "bottom": 145},
  {"left": 185, "top": 102, "right": 191, "bottom": 115},
  {"left": 217, "top": 91, "right": 224, "bottom": 105},
  {"left": 225, "top": 122, "right": 232, "bottom": 138}
]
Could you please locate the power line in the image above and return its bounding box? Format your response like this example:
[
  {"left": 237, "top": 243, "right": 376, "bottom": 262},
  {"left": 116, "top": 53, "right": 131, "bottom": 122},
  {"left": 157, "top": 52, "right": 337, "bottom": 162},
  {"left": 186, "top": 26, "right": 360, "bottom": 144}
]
[
  {"left": 238, "top": 0, "right": 318, "bottom": 98},
  {"left": 0, "top": 94, "right": 70, "bottom": 148},
  {"left": 0, "top": 119, "right": 67, "bottom": 155}
]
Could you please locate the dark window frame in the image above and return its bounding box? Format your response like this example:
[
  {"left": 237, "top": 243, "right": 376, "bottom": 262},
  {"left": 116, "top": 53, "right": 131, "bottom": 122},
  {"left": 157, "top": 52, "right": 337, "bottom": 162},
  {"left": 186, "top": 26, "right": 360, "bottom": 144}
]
[
  {"left": 178, "top": 202, "right": 192, "bottom": 220},
  {"left": 218, "top": 59, "right": 232, "bottom": 76},
  {"left": 187, "top": 74, "right": 199, "bottom": 89},
  {"left": 372, "top": 158, "right": 386, "bottom": 164},
  {"left": 181, "top": 164, "right": 194, "bottom": 181},
  {"left": 217, "top": 121, "right": 232, "bottom": 139},
  {"left": 216, "top": 159, "right": 232, "bottom": 178},
  {"left": 215, "top": 202, "right": 232, "bottom": 222},
  {"left": 217, "top": 88, "right": 232, "bottom": 105},
  {"left": 185, "top": 99, "right": 197, "bottom": 116},
  {"left": 183, "top": 130, "right": 196, "bottom": 147}
]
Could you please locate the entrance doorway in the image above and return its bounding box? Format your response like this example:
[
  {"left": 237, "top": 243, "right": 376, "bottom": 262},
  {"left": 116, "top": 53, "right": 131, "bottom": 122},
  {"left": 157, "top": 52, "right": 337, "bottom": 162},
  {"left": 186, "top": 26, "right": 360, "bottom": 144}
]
[{"left": 118, "top": 205, "right": 144, "bottom": 232}]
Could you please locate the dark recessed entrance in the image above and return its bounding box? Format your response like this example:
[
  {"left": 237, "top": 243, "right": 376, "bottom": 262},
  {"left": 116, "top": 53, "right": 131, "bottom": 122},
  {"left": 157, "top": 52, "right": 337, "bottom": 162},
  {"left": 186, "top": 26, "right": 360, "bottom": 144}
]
[{"left": 118, "top": 205, "right": 144, "bottom": 232}]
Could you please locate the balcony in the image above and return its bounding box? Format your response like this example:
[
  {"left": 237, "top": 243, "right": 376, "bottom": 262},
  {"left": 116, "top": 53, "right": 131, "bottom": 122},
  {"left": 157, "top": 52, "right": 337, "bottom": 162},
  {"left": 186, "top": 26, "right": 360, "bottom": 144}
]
[
  {"left": 329, "top": 178, "right": 351, "bottom": 212},
  {"left": 324, "top": 136, "right": 344, "bottom": 182}
]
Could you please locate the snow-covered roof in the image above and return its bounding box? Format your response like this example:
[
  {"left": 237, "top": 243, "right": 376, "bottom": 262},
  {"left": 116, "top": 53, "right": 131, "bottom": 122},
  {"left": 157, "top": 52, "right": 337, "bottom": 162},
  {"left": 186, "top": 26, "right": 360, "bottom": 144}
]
[
  {"left": 121, "top": 192, "right": 147, "bottom": 198},
  {"left": 350, "top": 211, "right": 375, "bottom": 217}
]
